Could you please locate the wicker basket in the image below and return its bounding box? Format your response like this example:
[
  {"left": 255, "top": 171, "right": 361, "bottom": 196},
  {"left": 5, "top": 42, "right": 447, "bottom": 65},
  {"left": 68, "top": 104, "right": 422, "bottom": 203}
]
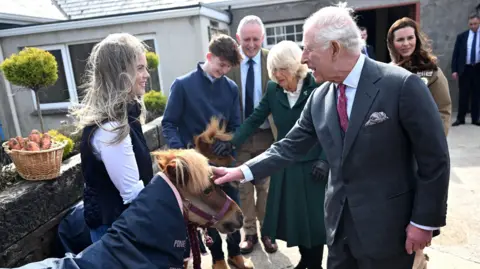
[{"left": 2, "top": 140, "right": 67, "bottom": 181}]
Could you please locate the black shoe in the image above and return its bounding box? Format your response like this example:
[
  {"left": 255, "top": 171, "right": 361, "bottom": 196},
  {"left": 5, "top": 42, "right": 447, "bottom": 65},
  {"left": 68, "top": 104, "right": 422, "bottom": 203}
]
[
  {"left": 473, "top": 122, "right": 480, "bottom": 126},
  {"left": 452, "top": 120, "right": 465, "bottom": 126}
]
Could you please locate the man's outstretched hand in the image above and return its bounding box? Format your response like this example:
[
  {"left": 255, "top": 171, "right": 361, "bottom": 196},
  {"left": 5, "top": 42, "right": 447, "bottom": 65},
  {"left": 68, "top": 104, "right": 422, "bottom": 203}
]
[
  {"left": 405, "top": 224, "right": 433, "bottom": 254},
  {"left": 212, "top": 166, "right": 244, "bottom": 184}
]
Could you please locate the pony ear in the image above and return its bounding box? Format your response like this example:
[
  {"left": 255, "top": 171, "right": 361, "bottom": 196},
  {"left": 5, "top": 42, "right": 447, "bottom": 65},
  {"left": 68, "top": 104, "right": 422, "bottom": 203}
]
[
  {"left": 154, "top": 152, "right": 171, "bottom": 172},
  {"left": 165, "top": 160, "right": 190, "bottom": 187}
]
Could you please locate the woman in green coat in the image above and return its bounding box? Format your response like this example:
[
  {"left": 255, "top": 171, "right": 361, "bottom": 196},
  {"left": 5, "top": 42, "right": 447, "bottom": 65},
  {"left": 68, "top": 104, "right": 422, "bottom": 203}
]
[{"left": 230, "top": 41, "right": 328, "bottom": 269}]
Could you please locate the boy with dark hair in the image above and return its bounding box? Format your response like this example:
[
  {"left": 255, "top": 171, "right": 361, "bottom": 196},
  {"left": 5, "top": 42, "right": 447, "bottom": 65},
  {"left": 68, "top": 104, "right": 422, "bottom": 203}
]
[
  {"left": 162, "top": 34, "right": 253, "bottom": 269},
  {"left": 162, "top": 34, "right": 242, "bottom": 150}
]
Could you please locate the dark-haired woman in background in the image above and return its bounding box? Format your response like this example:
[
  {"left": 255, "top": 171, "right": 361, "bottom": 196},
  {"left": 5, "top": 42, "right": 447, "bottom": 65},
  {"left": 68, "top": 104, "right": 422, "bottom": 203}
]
[{"left": 387, "top": 17, "right": 452, "bottom": 135}]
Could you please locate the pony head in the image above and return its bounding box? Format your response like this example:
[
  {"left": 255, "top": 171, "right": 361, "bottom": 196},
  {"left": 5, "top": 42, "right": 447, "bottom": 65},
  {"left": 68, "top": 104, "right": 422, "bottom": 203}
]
[{"left": 153, "top": 149, "right": 243, "bottom": 233}]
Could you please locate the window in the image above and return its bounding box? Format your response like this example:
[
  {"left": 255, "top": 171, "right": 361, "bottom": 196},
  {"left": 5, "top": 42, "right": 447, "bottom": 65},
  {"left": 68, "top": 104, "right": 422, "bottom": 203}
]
[
  {"left": 264, "top": 21, "right": 305, "bottom": 49},
  {"left": 68, "top": 42, "right": 97, "bottom": 101},
  {"left": 28, "top": 35, "right": 162, "bottom": 111},
  {"left": 32, "top": 45, "right": 76, "bottom": 110},
  {"left": 142, "top": 39, "right": 161, "bottom": 92}
]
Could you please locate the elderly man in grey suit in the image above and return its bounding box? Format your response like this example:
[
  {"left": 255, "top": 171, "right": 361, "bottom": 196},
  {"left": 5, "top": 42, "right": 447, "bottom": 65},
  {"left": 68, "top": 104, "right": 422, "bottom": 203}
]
[{"left": 213, "top": 3, "right": 450, "bottom": 269}]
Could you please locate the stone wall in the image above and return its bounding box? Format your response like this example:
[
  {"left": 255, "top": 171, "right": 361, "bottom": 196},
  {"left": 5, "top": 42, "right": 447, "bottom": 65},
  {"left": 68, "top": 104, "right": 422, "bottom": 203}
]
[{"left": 0, "top": 117, "right": 165, "bottom": 267}]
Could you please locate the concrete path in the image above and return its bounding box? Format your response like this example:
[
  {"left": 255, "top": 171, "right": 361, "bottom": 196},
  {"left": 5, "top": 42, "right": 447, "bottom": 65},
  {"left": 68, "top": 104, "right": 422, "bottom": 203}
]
[{"left": 190, "top": 117, "right": 480, "bottom": 269}]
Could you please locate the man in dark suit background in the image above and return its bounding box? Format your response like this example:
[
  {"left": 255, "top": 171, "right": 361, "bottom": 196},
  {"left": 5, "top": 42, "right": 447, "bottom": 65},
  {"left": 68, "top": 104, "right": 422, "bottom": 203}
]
[
  {"left": 213, "top": 3, "right": 450, "bottom": 269},
  {"left": 451, "top": 13, "right": 480, "bottom": 126},
  {"left": 359, "top": 26, "right": 376, "bottom": 60}
]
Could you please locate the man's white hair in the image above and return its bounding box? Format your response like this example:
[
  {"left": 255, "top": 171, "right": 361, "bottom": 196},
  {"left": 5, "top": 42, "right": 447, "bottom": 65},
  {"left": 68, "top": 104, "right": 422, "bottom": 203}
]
[
  {"left": 303, "top": 2, "right": 364, "bottom": 53},
  {"left": 236, "top": 15, "right": 265, "bottom": 37}
]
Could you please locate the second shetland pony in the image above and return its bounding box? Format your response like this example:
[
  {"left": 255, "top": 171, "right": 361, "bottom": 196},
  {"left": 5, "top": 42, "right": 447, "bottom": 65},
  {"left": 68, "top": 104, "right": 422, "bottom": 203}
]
[{"left": 194, "top": 117, "right": 236, "bottom": 167}]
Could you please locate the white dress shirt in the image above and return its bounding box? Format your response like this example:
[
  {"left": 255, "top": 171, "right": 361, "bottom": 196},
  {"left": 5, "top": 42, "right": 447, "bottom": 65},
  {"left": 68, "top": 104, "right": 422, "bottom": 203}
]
[
  {"left": 239, "top": 53, "right": 438, "bottom": 231},
  {"left": 91, "top": 121, "right": 145, "bottom": 204},
  {"left": 284, "top": 79, "right": 304, "bottom": 108},
  {"left": 240, "top": 49, "right": 269, "bottom": 128},
  {"left": 466, "top": 29, "right": 480, "bottom": 65}
]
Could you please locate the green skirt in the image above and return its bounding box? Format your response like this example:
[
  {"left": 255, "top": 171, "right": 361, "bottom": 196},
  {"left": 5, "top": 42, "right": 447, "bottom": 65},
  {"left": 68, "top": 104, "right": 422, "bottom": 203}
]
[{"left": 261, "top": 160, "right": 327, "bottom": 248}]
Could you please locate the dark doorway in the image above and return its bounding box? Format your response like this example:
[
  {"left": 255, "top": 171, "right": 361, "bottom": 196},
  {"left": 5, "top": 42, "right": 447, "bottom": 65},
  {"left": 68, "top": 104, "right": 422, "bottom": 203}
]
[{"left": 354, "top": 3, "right": 418, "bottom": 63}]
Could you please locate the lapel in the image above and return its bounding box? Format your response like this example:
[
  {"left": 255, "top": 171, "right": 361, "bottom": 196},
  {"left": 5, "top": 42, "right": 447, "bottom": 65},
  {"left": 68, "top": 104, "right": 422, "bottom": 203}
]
[
  {"left": 275, "top": 85, "right": 290, "bottom": 108},
  {"left": 342, "top": 58, "right": 381, "bottom": 161},
  {"left": 462, "top": 30, "right": 469, "bottom": 51},
  {"left": 293, "top": 73, "right": 316, "bottom": 108},
  {"left": 275, "top": 73, "right": 317, "bottom": 109},
  {"left": 324, "top": 82, "right": 344, "bottom": 155},
  {"left": 229, "top": 66, "right": 243, "bottom": 118},
  {"left": 261, "top": 48, "right": 269, "bottom": 94}
]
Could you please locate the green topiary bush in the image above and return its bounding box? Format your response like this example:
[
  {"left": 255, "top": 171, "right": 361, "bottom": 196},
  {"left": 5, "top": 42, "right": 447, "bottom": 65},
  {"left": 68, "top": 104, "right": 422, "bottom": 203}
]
[
  {"left": 145, "top": 51, "right": 159, "bottom": 91},
  {"left": 0, "top": 47, "right": 59, "bottom": 133},
  {"left": 146, "top": 51, "right": 159, "bottom": 70},
  {"left": 143, "top": 90, "right": 167, "bottom": 122}
]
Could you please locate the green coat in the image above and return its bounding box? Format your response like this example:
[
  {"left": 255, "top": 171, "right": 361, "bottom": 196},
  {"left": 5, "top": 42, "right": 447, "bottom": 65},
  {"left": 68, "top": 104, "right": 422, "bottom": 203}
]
[{"left": 231, "top": 73, "right": 327, "bottom": 248}]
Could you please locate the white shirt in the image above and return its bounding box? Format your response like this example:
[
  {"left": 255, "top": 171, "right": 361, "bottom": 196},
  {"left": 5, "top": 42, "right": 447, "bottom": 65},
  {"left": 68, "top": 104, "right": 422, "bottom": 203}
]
[
  {"left": 240, "top": 49, "right": 269, "bottom": 128},
  {"left": 284, "top": 79, "right": 304, "bottom": 108},
  {"left": 466, "top": 29, "right": 480, "bottom": 65},
  {"left": 91, "top": 121, "right": 145, "bottom": 205},
  {"left": 239, "top": 53, "right": 437, "bottom": 231}
]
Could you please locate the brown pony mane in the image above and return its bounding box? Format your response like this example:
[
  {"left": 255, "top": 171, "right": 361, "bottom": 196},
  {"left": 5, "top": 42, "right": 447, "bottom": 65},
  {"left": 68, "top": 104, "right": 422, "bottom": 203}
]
[
  {"left": 152, "top": 149, "right": 212, "bottom": 194},
  {"left": 194, "top": 117, "right": 235, "bottom": 167}
]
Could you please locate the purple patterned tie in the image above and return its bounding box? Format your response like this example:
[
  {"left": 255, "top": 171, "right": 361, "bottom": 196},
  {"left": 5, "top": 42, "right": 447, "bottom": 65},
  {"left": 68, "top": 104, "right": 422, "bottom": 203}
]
[{"left": 337, "top": 84, "right": 349, "bottom": 132}]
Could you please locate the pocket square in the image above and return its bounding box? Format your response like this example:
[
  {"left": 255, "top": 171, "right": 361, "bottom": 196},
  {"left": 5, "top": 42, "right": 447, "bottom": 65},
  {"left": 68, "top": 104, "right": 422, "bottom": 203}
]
[{"left": 365, "top": 112, "right": 389, "bottom": 126}]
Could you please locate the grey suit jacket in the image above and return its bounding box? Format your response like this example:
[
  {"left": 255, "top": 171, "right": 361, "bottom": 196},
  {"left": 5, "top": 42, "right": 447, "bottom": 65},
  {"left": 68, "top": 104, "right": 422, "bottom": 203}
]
[{"left": 244, "top": 58, "right": 450, "bottom": 258}]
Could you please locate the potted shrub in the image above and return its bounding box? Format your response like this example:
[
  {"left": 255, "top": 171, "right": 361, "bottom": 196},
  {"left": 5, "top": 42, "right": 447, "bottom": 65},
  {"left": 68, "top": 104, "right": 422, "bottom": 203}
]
[
  {"left": 0, "top": 47, "right": 67, "bottom": 180},
  {"left": 144, "top": 90, "right": 167, "bottom": 122}
]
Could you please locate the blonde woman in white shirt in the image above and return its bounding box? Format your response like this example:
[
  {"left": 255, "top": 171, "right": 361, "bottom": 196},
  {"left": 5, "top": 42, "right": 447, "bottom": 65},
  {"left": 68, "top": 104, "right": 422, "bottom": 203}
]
[
  {"left": 228, "top": 40, "right": 329, "bottom": 269},
  {"left": 70, "top": 33, "right": 153, "bottom": 242}
]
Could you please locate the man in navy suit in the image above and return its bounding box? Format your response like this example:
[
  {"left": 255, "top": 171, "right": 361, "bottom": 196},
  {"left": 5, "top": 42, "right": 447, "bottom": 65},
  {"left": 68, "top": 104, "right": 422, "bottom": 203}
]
[
  {"left": 451, "top": 13, "right": 480, "bottom": 126},
  {"left": 359, "top": 26, "right": 376, "bottom": 60}
]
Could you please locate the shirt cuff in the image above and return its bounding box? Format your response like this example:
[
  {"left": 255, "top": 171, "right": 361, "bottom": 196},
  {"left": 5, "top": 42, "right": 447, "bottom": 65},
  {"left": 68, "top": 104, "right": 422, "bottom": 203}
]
[
  {"left": 239, "top": 165, "right": 254, "bottom": 183},
  {"left": 410, "top": 221, "right": 440, "bottom": 231},
  {"left": 122, "top": 180, "right": 145, "bottom": 204}
]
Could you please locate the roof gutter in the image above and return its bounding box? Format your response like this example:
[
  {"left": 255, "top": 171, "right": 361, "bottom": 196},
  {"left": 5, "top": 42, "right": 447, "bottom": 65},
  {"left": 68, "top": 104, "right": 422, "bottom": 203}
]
[
  {"left": 0, "top": 5, "right": 230, "bottom": 38},
  {"left": 0, "top": 12, "right": 64, "bottom": 25}
]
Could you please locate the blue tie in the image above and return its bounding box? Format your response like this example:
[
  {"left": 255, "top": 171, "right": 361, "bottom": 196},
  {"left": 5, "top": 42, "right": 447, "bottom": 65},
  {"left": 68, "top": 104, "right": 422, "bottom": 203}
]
[
  {"left": 471, "top": 32, "right": 477, "bottom": 64},
  {"left": 245, "top": 58, "right": 254, "bottom": 119}
]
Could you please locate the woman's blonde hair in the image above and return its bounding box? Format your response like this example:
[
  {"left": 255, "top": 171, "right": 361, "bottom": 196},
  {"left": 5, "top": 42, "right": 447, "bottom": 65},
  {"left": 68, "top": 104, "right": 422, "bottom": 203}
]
[
  {"left": 267, "top": 40, "right": 308, "bottom": 83},
  {"left": 70, "top": 33, "right": 148, "bottom": 144}
]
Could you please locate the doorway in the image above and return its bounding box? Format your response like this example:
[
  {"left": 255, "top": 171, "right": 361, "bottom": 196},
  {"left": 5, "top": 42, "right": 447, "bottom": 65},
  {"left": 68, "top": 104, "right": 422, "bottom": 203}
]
[{"left": 354, "top": 3, "right": 419, "bottom": 63}]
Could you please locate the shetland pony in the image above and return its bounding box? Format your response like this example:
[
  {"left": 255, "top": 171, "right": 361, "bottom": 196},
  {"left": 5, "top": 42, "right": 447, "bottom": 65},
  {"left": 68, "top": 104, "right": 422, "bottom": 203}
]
[{"left": 9, "top": 149, "right": 243, "bottom": 269}]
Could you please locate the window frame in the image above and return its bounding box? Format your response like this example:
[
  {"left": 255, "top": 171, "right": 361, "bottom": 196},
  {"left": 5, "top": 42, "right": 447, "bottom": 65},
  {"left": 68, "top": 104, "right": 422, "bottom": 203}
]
[
  {"left": 30, "top": 35, "right": 162, "bottom": 111},
  {"left": 30, "top": 44, "right": 77, "bottom": 110},
  {"left": 263, "top": 20, "right": 305, "bottom": 49}
]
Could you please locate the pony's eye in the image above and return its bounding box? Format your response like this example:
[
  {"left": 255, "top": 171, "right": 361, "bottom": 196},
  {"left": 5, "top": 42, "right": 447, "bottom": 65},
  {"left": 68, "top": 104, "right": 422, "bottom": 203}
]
[{"left": 203, "top": 186, "right": 213, "bottom": 195}]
